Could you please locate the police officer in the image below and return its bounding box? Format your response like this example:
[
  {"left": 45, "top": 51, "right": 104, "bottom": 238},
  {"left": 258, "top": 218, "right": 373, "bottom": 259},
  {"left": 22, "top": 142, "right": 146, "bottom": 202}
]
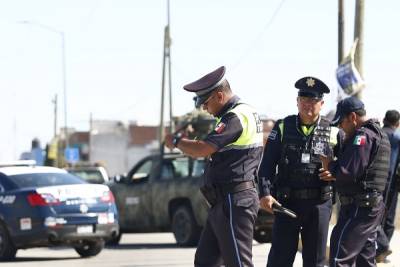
[
  {"left": 376, "top": 110, "right": 400, "bottom": 262},
  {"left": 258, "top": 76, "right": 338, "bottom": 267},
  {"left": 320, "top": 97, "right": 390, "bottom": 267},
  {"left": 165, "top": 66, "right": 263, "bottom": 267}
]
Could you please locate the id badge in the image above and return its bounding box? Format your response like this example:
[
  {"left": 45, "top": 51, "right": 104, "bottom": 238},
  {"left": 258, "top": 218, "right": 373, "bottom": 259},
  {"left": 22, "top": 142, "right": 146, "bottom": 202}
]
[
  {"left": 313, "top": 141, "right": 326, "bottom": 156},
  {"left": 301, "top": 153, "right": 311, "bottom": 163}
]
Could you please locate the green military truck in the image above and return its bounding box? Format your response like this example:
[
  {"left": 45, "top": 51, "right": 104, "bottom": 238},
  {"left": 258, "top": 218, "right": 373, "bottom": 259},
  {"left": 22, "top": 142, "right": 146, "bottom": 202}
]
[{"left": 107, "top": 153, "right": 273, "bottom": 246}]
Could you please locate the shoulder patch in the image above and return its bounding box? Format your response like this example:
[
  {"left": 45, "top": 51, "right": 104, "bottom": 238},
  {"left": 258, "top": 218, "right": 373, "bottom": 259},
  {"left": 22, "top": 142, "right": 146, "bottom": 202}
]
[
  {"left": 214, "top": 122, "right": 226, "bottom": 134},
  {"left": 268, "top": 130, "right": 277, "bottom": 140},
  {"left": 353, "top": 135, "right": 366, "bottom": 146}
]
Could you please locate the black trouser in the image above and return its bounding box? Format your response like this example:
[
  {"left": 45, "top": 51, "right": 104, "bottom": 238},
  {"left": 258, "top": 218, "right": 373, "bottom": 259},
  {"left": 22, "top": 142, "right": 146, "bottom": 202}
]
[
  {"left": 194, "top": 188, "right": 259, "bottom": 267},
  {"left": 376, "top": 177, "right": 398, "bottom": 253},
  {"left": 267, "top": 198, "right": 332, "bottom": 267},
  {"left": 330, "top": 199, "right": 384, "bottom": 267}
]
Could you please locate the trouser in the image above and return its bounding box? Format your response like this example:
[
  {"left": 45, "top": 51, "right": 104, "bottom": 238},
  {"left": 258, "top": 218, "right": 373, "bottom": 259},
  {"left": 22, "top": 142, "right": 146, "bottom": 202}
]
[
  {"left": 376, "top": 179, "right": 398, "bottom": 253},
  {"left": 194, "top": 188, "right": 259, "bottom": 267},
  {"left": 329, "top": 199, "right": 384, "bottom": 267},
  {"left": 267, "top": 199, "right": 332, "bottom": 267}
]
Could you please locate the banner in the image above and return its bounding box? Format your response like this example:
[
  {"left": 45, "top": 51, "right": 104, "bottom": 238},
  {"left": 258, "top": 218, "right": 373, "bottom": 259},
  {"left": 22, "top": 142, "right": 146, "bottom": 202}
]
[{"left": 336, "top": 38, "right": 365, "bottom": 95}]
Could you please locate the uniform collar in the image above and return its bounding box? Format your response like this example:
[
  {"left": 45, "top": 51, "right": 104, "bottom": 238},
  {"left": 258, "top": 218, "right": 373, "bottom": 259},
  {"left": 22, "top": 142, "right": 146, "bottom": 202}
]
[{"left": 215, "top": 95, "right": 240, "bottom": 118}]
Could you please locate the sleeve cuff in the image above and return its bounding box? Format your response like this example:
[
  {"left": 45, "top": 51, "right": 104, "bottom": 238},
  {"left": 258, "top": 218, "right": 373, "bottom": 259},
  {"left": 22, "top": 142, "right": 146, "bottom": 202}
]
[{"left": 258, "top": 177, "right": 271, "bottom": 197}]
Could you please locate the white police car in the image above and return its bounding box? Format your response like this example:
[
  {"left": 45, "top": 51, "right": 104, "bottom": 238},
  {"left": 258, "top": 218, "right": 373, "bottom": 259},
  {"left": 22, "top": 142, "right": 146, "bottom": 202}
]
[{"left": 0, "top": 161, "right": 119, "bottom": 261}]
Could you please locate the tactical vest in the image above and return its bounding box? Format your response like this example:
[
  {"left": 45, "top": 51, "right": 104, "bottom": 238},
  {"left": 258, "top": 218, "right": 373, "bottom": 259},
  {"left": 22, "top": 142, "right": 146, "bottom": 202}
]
[
  {"left": 277, "top": 115, "right": 336, "bottom": 189},
  {"left": 352, "top": 121, "right": 390, "bottom": 194},
  {"left": 207, "top": 102, "right": 264, "bottom": 184}
]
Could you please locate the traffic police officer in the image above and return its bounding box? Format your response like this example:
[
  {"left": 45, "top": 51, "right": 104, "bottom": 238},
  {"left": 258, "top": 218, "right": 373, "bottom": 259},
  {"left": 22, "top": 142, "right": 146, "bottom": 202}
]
[
  {"left": 165, "top": 66, "right": 264, "bottom": 267},
  {"left": 258, "top": 76, "right": 339, "bottom": 267},
  {"left": 320, "top": 97, "right": 390, "bottom": 267}
]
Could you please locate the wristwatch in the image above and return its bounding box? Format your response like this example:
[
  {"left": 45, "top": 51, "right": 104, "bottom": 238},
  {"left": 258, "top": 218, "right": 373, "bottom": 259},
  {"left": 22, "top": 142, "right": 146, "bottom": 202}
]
[{"left": 172, "top": 133, "right": 182, "bottom": 148}]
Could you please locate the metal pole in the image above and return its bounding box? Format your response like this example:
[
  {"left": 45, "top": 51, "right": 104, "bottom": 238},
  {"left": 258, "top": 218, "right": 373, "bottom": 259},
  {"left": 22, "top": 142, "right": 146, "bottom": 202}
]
[
  {"left": 53, "top": 94, "right": 58, "bottom": 138},
  {"left": 89, "top": 112, "right": 93, "bottom": 162},
  {"left": 354, "top": 0, "right": 364, "bottom": 99},
  {"left": 61, "top": 32, "right": 69, "bottom": 149},
  {"left": 159, "top": 26, "right": 167, "bottom": 149},
  {"left": 167, "top": 0, "right": 174, "bottom": 133},
  {"left": 19, "top": 21, "right": 69, "bottom": 149},
  {"left": 338, "top": 0, "right": 345, "bottom": 64}
]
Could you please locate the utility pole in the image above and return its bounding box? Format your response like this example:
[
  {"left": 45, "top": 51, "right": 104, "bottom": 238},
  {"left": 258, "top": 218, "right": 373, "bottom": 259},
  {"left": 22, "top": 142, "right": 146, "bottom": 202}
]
[
  {"left": 159, "top": 0, "right": 174, "bottom": 149},
  {"left": 167, "top": 0, "right": 174, "bottom": 134},
  {"left": 353, "top": 0, "right": 365, "bottom": 99},
  {"left": 338, "top": 0, "right": 345, "bottom": 64},
  {"left": 52, "top": 94, "right": 58, "bottom": 138}
]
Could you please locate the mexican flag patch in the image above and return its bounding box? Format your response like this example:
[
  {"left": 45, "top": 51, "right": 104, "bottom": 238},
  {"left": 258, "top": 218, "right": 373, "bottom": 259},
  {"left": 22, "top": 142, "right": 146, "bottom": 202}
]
[
  {"left": 353, "top": 135, "right": 366, "bottom": 146},
  {"left": 214, "top": 122, "right": 226, "bottom": 134}
]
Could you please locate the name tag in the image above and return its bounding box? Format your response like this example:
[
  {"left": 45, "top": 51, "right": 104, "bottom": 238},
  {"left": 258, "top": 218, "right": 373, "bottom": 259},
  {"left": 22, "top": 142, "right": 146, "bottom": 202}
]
[{"left": 301, "top": 153, "right": 311, "bottom": 163}]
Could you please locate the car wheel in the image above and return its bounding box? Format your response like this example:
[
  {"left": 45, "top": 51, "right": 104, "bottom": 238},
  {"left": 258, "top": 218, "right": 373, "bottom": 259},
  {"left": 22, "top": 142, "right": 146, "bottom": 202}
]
[
  {"left": 106, "top": 232, "right": 122, "bottom": 246},
  {"left": 0, "top": 222, "right": 17, "bottom": 261},
  {"left": 74, "top": 240, "right": 105, "bottom": 257},
  {"left": 253, "top": 229, "right": 272, "bottom": 243},
  {"left": 171, "top": 206, "right": 200, "bottom": 247}
]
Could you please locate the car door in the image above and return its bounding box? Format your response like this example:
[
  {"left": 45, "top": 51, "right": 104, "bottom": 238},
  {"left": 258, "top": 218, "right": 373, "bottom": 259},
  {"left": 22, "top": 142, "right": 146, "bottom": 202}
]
[
  {"left": 113, "top": 157, "right": 154, "bottom": 231},
  {"left": 151, "top": 156, "right": 191, "bottom": 228}
]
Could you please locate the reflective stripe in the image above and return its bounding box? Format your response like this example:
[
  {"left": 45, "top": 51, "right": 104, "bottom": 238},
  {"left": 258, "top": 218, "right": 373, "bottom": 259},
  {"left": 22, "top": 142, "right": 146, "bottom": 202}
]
[
  {"left": 330, "top": 126, "right": 339, "bottom": 145},
  {"left": 218, "top": 142, "right": 264, "bottom": 152},
  {"left": 279, "top": 121, "right": 284, "bottom": 142},
  {"left": 333, "top": 207, "right": 359, "bottom": 265},
  {"left": 228, "top": 194, "right": 243, "bottom": 267}
]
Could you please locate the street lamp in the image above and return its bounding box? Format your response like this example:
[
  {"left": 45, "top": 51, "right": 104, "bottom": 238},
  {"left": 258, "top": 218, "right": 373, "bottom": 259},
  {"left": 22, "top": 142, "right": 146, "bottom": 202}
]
[{"left": 19, "top": 21, "right": 69, "bottom": 149}]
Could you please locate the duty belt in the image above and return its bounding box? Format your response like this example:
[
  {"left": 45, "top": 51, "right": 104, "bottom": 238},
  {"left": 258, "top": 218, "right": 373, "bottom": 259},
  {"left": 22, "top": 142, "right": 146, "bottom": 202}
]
[
  {"left": 339, "top": 193, "right": 382, "bottom": 208},
  {"left": 277, "top": 186, "right": 333, "bottom": 201},
  {"left": 216, "top": 180, "right": 256, "bottom": 195}
]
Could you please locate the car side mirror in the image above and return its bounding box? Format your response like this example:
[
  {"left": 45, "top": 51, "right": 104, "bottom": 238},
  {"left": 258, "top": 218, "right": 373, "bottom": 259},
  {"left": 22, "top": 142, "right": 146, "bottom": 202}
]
[{"left": 114, "top": 174, "right": 127, "bottom": 183}]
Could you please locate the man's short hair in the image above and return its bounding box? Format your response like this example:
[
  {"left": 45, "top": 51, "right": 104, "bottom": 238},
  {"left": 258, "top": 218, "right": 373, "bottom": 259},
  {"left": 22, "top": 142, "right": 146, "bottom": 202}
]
[
  {"left": 384, "top": 110, "right": 400, "bottom": 126},
  {"left": 354, "top": 109, "right": 366, "bottom": 117},
  {"left": 215, "top": 79, "right": 231, "bottom": 94}
]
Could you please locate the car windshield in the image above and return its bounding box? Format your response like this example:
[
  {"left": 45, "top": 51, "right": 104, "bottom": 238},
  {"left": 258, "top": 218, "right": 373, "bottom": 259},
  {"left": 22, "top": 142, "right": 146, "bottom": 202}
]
[
  {"left": 9, "top": 172, "right": 86, "bottom": 188},
  {"left": 69, "top": 170, "right": 105, "bottom": 184}
]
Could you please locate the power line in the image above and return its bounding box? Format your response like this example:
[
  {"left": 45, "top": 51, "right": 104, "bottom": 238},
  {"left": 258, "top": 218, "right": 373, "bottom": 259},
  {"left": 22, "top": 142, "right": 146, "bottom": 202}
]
[{"left": 231, "top": 0, "right": 287, "bottom": 70}]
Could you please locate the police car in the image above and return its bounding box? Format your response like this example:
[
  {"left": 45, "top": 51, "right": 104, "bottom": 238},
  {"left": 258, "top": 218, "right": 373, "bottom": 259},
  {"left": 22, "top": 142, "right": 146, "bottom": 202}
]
[{"left": 0, "top": 161, "right": 119, "bottom": 261}]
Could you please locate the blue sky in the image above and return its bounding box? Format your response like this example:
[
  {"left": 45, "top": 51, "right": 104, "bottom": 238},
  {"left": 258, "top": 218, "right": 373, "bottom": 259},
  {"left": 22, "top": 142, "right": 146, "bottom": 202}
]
[{"left": 0, "top": 0, "right": 399, "bottom": 160}]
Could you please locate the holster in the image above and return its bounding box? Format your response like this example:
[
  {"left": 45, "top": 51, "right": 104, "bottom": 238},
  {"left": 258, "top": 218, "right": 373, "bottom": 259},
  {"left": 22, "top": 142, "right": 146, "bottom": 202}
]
[{"left": 200, "top": 185, "right": 217, "bottom": 207}]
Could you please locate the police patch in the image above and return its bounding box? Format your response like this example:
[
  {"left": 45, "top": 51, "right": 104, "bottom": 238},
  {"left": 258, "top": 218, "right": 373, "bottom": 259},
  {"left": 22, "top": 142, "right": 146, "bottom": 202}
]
[
  {"left": 268, "top": 130, "right": 277, "bottom": 140},
  {"left": 353, "top": 135, "right": 366, "bottom": 146},
  {"left": 214, "top": 122, "right": 226, "bottom": 134}
]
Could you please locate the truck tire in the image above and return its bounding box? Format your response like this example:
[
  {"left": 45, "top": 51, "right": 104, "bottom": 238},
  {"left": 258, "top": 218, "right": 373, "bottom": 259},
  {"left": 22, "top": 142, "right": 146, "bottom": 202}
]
[
  {"left": 253, "top": 229, "right": 272, "bottom": 243},
  {"left": 74, "top": 240, "right": 104, "bottom": 257},
  {"left": 0, "top": 222, "right": 17, "bottom": 261},
  {"left": 171, "top": 206, "right": 201, "bottom": 247},
  {"left": 106, "top": 232, "right": 122, "bottom": 246}
]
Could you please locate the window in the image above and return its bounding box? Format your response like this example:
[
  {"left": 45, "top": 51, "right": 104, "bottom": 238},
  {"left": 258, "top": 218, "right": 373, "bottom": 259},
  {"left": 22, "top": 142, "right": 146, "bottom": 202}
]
[
  {"left": 131, "top": 160, "right": 152, "bottom": 181},
  {"left": 192, "top": 159, "right": 205, "bottom": 177},
  {"left": 9, "top": 173, "right": 85, "bottom": 188},
  {"left": 172, "top": 158, "right": 189, "bottom": 178},
  {"left": 160, "top": 163, "right": 174, "bottom": 180},
  {"left": 69, "top": 170, "right": 105, "bottom": 184}
]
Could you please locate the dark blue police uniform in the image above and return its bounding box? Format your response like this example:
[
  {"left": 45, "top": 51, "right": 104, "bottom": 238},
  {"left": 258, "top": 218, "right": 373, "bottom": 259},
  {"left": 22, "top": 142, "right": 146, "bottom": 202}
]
[
  {"left": 183, "top": 66, "right": 264, "bottom": 267},
  {"left": 258, "top": 77, "right": 337, "bottom": 267},
  {"left": 376, "top": 114, "right": 400, "bottom": 259},
  {"left": 328, "top": 97, "right": 390, "bottom": 267}
]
